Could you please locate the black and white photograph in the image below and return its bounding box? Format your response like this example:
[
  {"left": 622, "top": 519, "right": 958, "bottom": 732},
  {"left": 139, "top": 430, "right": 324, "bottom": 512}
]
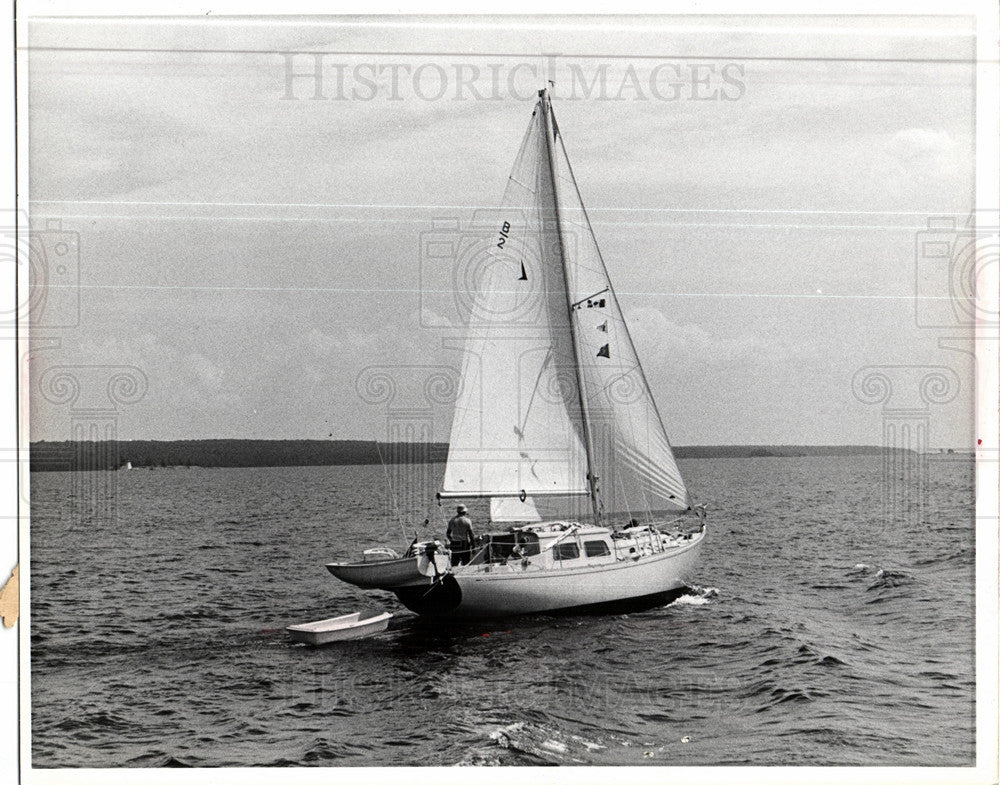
[{"left": 5, "top": 2, "right": 999, "bottom": 781}]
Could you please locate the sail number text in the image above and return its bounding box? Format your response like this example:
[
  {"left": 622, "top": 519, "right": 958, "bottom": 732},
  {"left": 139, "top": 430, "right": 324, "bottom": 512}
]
[{"left": 497, "top": 221, "right": 511, "bottom": 248}]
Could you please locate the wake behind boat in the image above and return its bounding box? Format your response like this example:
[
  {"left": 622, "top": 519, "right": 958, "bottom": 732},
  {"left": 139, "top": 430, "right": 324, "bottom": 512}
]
[{"left": 326, "top": 88, "right": 707, "bottom": 618}]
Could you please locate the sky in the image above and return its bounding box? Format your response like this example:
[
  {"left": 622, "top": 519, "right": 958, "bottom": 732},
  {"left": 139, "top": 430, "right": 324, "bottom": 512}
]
[{"left": 24, "top": 13, "right": 980, "bottom": 447}]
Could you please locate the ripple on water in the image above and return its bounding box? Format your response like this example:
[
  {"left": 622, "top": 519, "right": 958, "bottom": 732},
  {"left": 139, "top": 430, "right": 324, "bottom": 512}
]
[{"left": 29, "top": 459, "right": 976, "bottom": 767}]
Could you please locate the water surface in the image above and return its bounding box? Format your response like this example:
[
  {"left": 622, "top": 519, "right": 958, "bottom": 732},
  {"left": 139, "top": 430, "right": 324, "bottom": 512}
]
[{"left": 30, "top": 456, "right": 975, "bottom": 766}]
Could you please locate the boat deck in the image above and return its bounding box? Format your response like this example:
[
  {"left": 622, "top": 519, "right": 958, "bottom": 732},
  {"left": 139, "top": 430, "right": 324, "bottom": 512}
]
[{"left": 454, "top": 521, "right": 704, "bottom": 576}]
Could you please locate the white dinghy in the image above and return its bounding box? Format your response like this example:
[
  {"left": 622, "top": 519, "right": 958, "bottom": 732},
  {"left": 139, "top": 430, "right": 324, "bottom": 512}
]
[
  {"left": 324, "top": 88, "right": 707, "bottom": 618},
  {"left": 286, "top": 610, "right": 392, "bottom": 645}
]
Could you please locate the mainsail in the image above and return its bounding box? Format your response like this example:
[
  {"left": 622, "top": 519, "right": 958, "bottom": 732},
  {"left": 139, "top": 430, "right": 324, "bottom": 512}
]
[
  {"left": 442, "top": 103, "right": 589, "bottom": 500},
  {"left": 442, "top": 90, "right": 690, "bottom": 519}
]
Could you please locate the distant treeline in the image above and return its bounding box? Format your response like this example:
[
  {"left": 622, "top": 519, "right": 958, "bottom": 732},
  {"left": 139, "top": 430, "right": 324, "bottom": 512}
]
[
  {"left": 30, "top": 439, "right": 447, "bottom": 472},
  {"left": 29, "top": 440, "right": 909, "bottom": 472},
  {"left": 672, "top": 445, "right": 899, "bottom": 459}
]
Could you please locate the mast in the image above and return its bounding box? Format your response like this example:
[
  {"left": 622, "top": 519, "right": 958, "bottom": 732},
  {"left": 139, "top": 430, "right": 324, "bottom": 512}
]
[{"left": 538, "top": 88, "right": 601, "bottom": 521}]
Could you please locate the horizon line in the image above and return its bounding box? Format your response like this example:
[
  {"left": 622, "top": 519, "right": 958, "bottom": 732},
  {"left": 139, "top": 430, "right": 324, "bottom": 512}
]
[{"left": 27, "top": 438, "right": 941, "bottom": 449}]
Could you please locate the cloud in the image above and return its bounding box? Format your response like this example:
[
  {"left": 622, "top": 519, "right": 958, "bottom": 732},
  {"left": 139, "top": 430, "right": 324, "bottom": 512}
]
[
  {"left": 187, "top": 352, "right": 226, "bottom": 392},
  {"left": 303, "top": 326, "right": 346, "bottom": 358},
  {"left": 26, "top": 20, "right": 975, "bottom": 445},
  {"left": 887, "top": 127, "right": 958, "bottom": 175},
  {"left": 39, "top": 331, "right": 246, "bottom": 434},
  {"left": 417, "top": 308, "right": 453, "bottom": 329},
  {"left": 626, "top": 305, "right": 780, "bottom": 369}
]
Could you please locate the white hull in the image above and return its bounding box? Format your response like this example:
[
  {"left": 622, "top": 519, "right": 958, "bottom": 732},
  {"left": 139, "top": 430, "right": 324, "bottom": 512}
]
[
  {"left": 325, "top": 556, "right": 424, "bottom": 589},
  {"left": 393, "top": 531, "right": 704, "bottom": 618},
  {"left": 286, "top": 610, "right": 392, "bottom": 644},
  {"left": 326, "top": 540, "right": 451, "bottom": 589},
  {"left": 316, "top": 94, "right": 710, "bottom": 623}
]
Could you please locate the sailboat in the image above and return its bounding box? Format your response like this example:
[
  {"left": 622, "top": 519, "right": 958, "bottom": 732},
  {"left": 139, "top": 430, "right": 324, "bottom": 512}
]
[{"left": 327, "top": 89, "right": 706, "bottom": 618}]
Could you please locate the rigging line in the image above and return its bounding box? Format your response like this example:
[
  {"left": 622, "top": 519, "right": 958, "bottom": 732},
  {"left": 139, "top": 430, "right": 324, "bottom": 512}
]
[
  {"left": 19, "top": 45, "right": 988, "bottom": 64},
  {"left": 26, "top": 18, "right": 971, "bottom": 37},
  {"left": 555, "top": 119, "right": 691, "bottom": 508},
  {"left": 570, "top": 288, "right": 610, "bottom": 310},
  {"left": 515, "top": 346, "right": 553, "bottom": 441},
  {"left": 40, "top": 283, "right": 954, "bottom": 301},
  {"left": 584, "top": 365, "right": 642, "bottom": 405},
  {"left": 508, "top": 174, "right": 535, "bottom": 192},
  {"left": 37, "top": 213, "right": 945, "bottom": 231},
  {"left": 614, "top": 457, "right": 634, "bottom": 529},
  {"left": 374, "top": 439, "right": 409, "bottom": 546},
  {"left": 31, "top": 200, "right": 973, "bottom": 217}
]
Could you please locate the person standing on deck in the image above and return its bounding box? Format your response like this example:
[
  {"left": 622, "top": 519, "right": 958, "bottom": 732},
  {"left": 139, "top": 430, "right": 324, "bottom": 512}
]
[{"left": 447, "top": 505, "right": 475, "bottom": 566}]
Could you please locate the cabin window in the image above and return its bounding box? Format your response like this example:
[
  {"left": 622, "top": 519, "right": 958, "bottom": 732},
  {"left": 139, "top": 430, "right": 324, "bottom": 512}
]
[
  {"left": 584, "top": 540, "right": 611, "bottom": 558},
  {"left": 553, "top": 542, "right": 580, "bottom": 560}
]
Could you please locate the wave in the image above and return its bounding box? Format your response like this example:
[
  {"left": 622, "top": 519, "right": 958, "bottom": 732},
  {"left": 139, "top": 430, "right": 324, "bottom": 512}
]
[
  {"left": 463, "top": 721, "right": 608, "bottom": 766},
  {"left": 846, "top": 563, "right": 915, "bottom": 592},
  {"left": 793, "top": 643, "right": 848, "bottom": 668},
  {"left": 915, "top": 546, "right": 974, "bottom": 567},
  {"left": 668, "top": 585, "right": 719, "bottom": 607},
  {"left": 754, "top": 685, "right": 818, "bottom": 713},
  {"left": 301, "top": 738, "right": 371, "bottom": 762},
  {"left": 30, "top": 459, "right": 976, "bottom": 768},
  {"left": 125, "top": 752, "right": 196, "bottom": 767},
  {"left": 54, "top": 711, "right": 133, "bottom": 733},
  {"left": 866, "top": 568, "right": 912, "bottom": 591}
]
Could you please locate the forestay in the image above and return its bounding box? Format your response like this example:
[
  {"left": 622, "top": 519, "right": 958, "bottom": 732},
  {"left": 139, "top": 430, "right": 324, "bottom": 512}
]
[{"left": 546, "top": 100, "right": 690, "bottom": 514}]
